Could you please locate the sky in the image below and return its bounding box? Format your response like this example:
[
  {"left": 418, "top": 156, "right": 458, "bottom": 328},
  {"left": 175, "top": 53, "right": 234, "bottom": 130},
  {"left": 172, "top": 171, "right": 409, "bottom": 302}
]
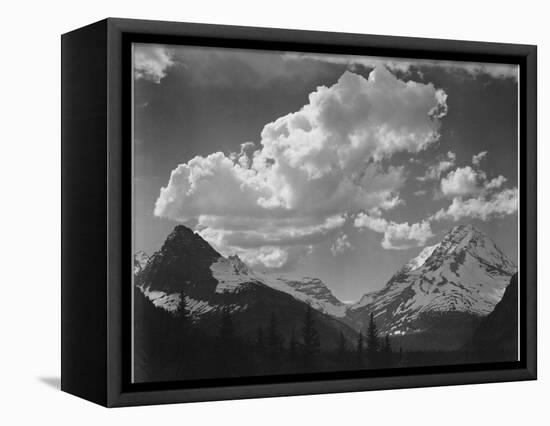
[{"left": 133, "top": 43, "right": 519, "bottom": 302}]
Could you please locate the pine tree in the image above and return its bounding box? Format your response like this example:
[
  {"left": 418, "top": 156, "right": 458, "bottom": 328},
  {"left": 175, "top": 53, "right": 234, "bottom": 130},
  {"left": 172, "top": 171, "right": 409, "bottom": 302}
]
[
  {"left": 256, "top": 326, "right": 265, "bottom": 356},
  {"left": 217, "top": 306, "right": 238, "bottom": 375},
  {"left": 268, "top": 312, "right": 281, "bottom": 354},
  {"left": 302, "top": 304, "right": 320, "bottom": 367},
  {"left": 173, "top": 293, "right": 189, "bottom": 362},
  {"left": 218, "top": 306, "right": 234, "bottom": 344},
  {"left": 383, "top": 334, "right": 391, "bottom": 353},
  {"left": 267, "top": 312, "right": 282, "bottom": 371},
  {"left": 356, "top": 332, "right": 364, "bottom": 367},
  {"left": 175, "top": 292, "right": 188, "bottom": 323},
  {"left": 381, "top": 334, "right": 392, "bottom": 367},
  {"left": 289, "top": 329, "right": 297, "bottom": 356},
  {"left": 288, "top": 329, "right": 298, "bottom": 372},
  {"left": 366, "top": 313, "right": 380, "bottom": 366},
  {"left": 337, "top": 331, "right": 347, "bottom": 365}
]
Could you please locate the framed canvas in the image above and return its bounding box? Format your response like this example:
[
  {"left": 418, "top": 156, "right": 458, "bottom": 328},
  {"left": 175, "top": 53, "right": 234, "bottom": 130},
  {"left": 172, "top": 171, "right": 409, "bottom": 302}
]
[{"left": 61, "top": 18, "right": 537, "bottom": 407}]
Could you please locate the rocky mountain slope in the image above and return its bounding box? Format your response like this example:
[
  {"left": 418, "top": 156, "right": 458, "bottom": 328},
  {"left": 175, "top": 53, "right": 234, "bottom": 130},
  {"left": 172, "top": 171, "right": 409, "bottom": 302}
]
[{"left": 465, "top": 273, "right": 519, "bottom": 361}]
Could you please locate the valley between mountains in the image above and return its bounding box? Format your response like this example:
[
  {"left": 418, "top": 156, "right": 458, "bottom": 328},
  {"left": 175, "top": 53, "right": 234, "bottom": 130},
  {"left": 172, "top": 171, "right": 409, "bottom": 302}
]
[{"left": 133, "top": 223, "right": 519, "bottom": 382}]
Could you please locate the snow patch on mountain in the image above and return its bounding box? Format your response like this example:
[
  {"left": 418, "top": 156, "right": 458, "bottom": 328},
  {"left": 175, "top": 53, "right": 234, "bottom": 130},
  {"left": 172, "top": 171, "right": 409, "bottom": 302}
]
[
  {"left": 134, "top": 251, "right": 149, "bottom": 274},
  {"left": 258, "top": 274, "right": 348, "bottom": 318},
  {"left": 402, "top": 243, "right": 439, "bottom": 272},
  {"left": 208, "top": 254, "right": 347, "bottom": 317},
  {"left": 211, "top": 255, "right": 260, "bottom": 293},
  {"left": 140, "top": 286, "right": 181, "bottom": 312},
  {"left": 138, "top": 285, "right": 246, "bottom": 318}
]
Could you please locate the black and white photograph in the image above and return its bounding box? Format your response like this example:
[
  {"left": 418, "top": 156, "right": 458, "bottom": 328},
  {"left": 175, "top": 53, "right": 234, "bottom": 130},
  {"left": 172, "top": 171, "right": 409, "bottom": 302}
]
[{"left": 131, "top": 44, "right": 520, "bottom": 383}]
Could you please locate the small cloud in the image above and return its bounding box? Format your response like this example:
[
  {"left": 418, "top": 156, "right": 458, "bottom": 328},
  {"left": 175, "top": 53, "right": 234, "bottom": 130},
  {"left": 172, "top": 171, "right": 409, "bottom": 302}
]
[
  {"left": 440, "top": 166, "right": 481, "bottom": 198},
  {"left": 353, "top": 213, "right": 433, "bottom": 250},
  {"left": 417, "top": 151, "right": 456, "bottom": 182},
  {"left": 330, "top": 233, "right": 353, "bottom": 255},
  {"left": 134, "top": 44, "right": 175, "bottom": 84},
  {"left": 485, "top": 175, "right": 507, "bottom": 190},
  {"left": 414, "top": 189, "right": 427, "bottom": 196},
  {"left": 472, "top": 151, "right": 488, "bottom": 166}
]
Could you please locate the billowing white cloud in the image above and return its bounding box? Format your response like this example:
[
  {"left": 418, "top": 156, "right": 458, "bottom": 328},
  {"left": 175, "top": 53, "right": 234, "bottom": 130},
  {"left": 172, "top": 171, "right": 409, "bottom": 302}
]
[
  {"left": 155, "top": 67, "right": 447, "bottom": 268},
  {"left": 418, "top": 151, "right": 456, "bottom": 181},
  {"left": 331, "top": 233, "right": 353, "bottom": 255},
  {"left": 432, "top": 188, "right": 518, "bottom": 222},
  {"left": 353, "top": 213, "right": 433, "bottom": 250},
  {"left": 134, "top": 44, "right": 175, "bottom": 83},
  {"left": 472, "top": 150, "right": 488, "bottom": 166},
  {"left": 440, "top": 166, "right": 482, "bottom": 198}
]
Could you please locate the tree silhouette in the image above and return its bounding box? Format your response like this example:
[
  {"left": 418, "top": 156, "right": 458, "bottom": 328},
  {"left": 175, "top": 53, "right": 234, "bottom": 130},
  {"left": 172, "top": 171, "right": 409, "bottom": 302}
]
[
  {"left": 267, "top": 312, "right": 283, "bottom": 371},
  {"left": 218, "top": 306, "right": 234, "bottom": 343},
  {"left": 216, "top": 306, "right": 239, "bottom": 376},
  {"left": 288, "top": 329, "right": 298, "bottom": 372},
  {"left": 356, "top": 331, "right": 364, "bottom": 368},
  {"left": 381, "top": 334, "right": 392, "bottom": 367},
  {"left": 366, "top": 312, "right": 380, "bottom": 366},
  {"left": 302, "top": 304, "right": 320, "bottom": 367},
  {"left": 254, "top": 326, "right": 265, "bottom": 357},
  {"left": 337, "top": 331, "right": 348, "bottom": 366}
]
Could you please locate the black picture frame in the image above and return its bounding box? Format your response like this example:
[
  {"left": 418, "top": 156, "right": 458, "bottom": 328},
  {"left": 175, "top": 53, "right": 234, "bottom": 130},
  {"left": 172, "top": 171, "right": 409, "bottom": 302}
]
[{"left": 61, "top": 17, "right": 537, "bottom": 407}]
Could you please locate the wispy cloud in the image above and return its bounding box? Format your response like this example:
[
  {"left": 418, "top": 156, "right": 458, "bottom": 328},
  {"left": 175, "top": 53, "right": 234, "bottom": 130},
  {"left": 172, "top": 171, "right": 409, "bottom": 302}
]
[
  {"left": 284, "top": 53, "right": 519, "bottom": 81},
  {"left": 472, "top": 150, "right": 488, "bottom": 166}
]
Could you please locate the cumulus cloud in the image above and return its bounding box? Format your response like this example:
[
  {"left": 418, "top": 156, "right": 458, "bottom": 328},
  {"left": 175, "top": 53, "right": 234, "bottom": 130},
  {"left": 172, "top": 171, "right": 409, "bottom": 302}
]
[
  {"left": 134, "top": 44, "right": 175, "bottom": 83},
  {"left": 418, "top": 151, "right": 456, "bottom": 181},
  {"left": 433, "top": 159, "right": 517, "bottom": 223},
  {"left": 354, "top": 212, "right": 434, "bottom": 250},
  {"left": 485, "top": 175, "right": 507, "bottom": 190},
  {"left": 432, "top": 188, "right": 518, "bottom": 222},
  {"left": 472, "top": 150, "right": 488, "bottom": 166},
  {"left": 440, "top": 164, "right": 509, "bottom": 200},
  {"left": 440, "top": 166, "right": 482, "bottom": 198},
  {"left": 284, "top": 53, "right": 519, "bottom": 81},
  {"left": 154, "top": 67, "right": 447, "bottom": 268},
  {"left": 331, "top": 233, "right": 353, "bottom": 255}
]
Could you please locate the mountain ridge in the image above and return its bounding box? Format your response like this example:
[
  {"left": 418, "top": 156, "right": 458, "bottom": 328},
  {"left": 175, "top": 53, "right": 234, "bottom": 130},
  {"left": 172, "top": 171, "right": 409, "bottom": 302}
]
[{"left": 135, "top": 223, "right": 516, "bottom": 350}]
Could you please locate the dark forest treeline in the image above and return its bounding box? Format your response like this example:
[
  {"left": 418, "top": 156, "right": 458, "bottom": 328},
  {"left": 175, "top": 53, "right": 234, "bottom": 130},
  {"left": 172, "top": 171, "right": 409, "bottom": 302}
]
[
  {"left": 134, "top": 289, "right": 400, "bottom": 382},
  {"left": 134, "top": 284, "right": 516, "bottom": 383}
]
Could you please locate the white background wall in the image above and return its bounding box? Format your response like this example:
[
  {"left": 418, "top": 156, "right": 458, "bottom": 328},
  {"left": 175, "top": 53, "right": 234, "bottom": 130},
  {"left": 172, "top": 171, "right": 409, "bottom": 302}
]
[{"left": 0, "top": 0, "right": 545, "bottom": 424}]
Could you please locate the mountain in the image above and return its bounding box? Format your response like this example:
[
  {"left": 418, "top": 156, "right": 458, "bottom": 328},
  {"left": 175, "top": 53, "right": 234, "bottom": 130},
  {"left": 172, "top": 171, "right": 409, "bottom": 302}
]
[
  {"left": 346, "top": 224, "right": 517, "bottom": 350},
  {"left": 134, "top": 250, "right": 149, "bottom": 274},
  {"left": 134, "top": 225, "right": 357, "bottom": 348},
  {"left": 465, "top": 273, "right": 518, "bottom": 362},
  {"left": 135, "top": 223, "right": 517, "bottom": 358}
]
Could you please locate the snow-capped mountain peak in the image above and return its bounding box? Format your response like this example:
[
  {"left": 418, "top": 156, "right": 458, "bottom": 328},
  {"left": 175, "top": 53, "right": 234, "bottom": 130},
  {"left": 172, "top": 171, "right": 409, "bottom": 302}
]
[
  {"left": 401, "top": 243, "right": 439, "bottom": 273},
  {"left": 347, "top": 224, "right": 517, "bottom": 342}
]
